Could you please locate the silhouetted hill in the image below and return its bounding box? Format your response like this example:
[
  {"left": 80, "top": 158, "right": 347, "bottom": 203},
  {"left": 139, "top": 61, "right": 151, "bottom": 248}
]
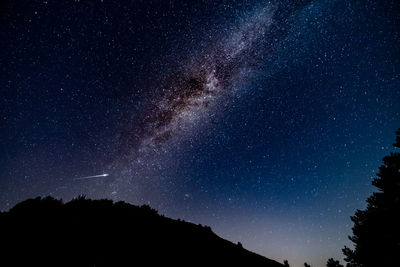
[{"left": 0, "top": 196, "right": 284, "bottom": 267}]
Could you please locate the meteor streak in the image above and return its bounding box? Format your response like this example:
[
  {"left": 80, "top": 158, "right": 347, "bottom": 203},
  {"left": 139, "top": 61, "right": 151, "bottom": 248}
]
[{"left": 73, "top": 174, "right": 109, "bottom": 181}]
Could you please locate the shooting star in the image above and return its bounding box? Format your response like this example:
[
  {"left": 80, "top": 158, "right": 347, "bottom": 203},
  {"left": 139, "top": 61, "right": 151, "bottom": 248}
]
[{"left": 73, "top": 173, "right": 109, "bottom": 181}]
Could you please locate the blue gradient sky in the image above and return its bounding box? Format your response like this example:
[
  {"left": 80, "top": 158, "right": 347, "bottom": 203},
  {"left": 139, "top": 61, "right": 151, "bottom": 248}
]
[{"left": 1, "top": 1, "right": 399, "bottom": 266}]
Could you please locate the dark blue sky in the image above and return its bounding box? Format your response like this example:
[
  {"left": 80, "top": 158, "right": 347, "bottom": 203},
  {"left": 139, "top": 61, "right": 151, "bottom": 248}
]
[{"left": 1, "top": 1, "right": 399, "bottom": 266}]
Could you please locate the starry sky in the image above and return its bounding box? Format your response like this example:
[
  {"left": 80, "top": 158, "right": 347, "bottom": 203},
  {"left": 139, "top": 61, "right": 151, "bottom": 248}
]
[{"left": 1, "top": 1, "right": 399, "bottom": 266}]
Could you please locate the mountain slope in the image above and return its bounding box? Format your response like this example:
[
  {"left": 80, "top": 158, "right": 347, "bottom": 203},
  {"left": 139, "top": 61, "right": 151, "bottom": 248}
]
[{"left": 0, "top": 196, "right": 284, "bottom": 267}]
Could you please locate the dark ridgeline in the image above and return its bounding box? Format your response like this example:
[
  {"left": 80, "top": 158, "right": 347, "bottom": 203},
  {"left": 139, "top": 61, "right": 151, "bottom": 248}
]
[
  {"left": 0, "top": 196, "right": 284, "bottom": 267},
  {"left": 343, "top": 128, "right": 400, "bottom": 267}
]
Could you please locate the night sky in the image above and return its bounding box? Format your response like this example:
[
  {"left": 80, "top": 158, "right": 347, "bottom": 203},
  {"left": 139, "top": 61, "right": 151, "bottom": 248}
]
[{"left": 1, "top": 1, "right": 399, "bottom": 266}]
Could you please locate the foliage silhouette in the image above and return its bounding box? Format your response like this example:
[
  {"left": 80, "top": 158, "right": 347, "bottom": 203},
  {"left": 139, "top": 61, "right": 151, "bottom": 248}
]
[
  {"left": 343, "top": 128, "right": 400, "bottom": 267},
  {"left": 304, "top": 262, "right": 312, "bottom": 267},
  {"left": 326, "top": 258, "right": 344, "bottom": 267},
  {"left": 283, "top": 259, "right": 290, "bottom": 267},
  {"left": 0, "top": 196, "right": 284, "bottom": 267}
]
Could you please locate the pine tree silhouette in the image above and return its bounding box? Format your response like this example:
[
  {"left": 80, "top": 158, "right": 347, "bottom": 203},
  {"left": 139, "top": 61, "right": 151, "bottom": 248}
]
[
  {"left": 343, "top": 128, "right": 400, "bottom": 267},
  {"left": 326, "top": 258, "right": 343, "bottom": 267}
]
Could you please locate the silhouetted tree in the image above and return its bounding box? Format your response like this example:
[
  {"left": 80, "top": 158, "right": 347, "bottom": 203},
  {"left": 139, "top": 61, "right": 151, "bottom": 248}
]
[
  {"left": 326, "top": 258, "right": 343, "bottom": 267},
  {"left": 304, "top": 263, "right": 311, "bottom": 267},
  {"left": 343, "top": 128, "right": 400, "bottom": 267},
  {"left": 283, "top": 259, "right": 290, "bottom": 267}
]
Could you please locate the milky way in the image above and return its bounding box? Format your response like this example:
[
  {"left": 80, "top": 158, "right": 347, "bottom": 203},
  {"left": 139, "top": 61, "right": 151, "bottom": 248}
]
[
  {"left": 131, "top": 6, "right": 275, "bottom": 149},
  {"left": 106, "top": 5, "right": 278, "bottom": 199}
]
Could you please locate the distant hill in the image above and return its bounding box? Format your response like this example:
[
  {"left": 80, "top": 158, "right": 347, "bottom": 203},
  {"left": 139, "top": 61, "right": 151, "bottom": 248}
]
[{"left": 0, "top": 196, "right": 284, "bottom": 267}]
